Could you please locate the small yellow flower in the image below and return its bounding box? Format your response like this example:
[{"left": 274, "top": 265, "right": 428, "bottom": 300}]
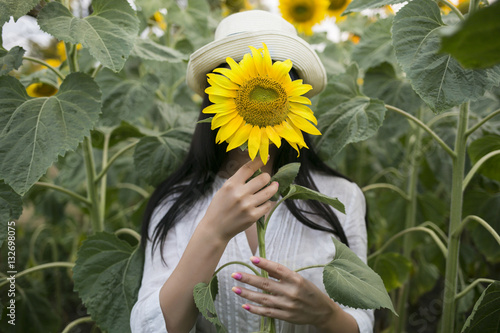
[
  {"left": 203, "top": 43, "right": 321, "bottom": 164},
  {"left": 151, "top": 11, "right": 167, "bottom": 30},
  {"left": 222, "top": 0, "right": 253, "bottom": 16},
  {"left": 279, "top": 0, "right": 329, "bottom": 35},
  {"left": 326, "top": 0, "right": 351, "bottom": 21},
  {"left": 348, "top": 33, "right": 360, "bottom": 44},
  {"left": 26, "top": 82, "right": 58, "bottom": 97},
  {"left": 45, "top": 58, "right": 62, "bottom": 68}
]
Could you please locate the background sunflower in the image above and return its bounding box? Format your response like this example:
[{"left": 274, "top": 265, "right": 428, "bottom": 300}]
[{"left": 279, "top": 0, "right": 329, "bottom": 35}]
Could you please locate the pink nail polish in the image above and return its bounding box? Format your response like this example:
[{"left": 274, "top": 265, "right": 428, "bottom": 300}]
[
  {"left": 231, "top": 272, "right": 242, "bottom": 280},
  {"left": 250, "top": 256, "right": 260, "bottom": 264},
  {"left": 232, "top": 287, "right": 242, "bottom": 295},
  {"left": 242, "top": 304, "right": 250, "bottom": 311}
]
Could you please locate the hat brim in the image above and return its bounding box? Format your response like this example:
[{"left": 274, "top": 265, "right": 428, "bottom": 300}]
[{"left": 186, "top": 31, "right": 327, "bottom": 98}]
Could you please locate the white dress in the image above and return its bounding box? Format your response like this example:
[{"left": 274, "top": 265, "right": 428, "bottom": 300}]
[{"left": 130, "top": 171, "right": 374, "bottom": 332}]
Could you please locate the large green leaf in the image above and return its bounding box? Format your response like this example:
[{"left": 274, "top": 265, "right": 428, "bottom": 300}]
[
  {"left": 284, "top": 184, "right": 345, "bottom": 214},
  {"left": 352, "top": 17, "right": 396, "bottom": 70},
  {"left": 97, "top": 70, "right": 160, "bottom": 126},
  {"left": 0, "top": 181, "right": 22, "bottom": 248},
  {"left": 323, "top": 237, "right": 397, "bottom": 314},
  {"left": 270, "top": 162, "right": 300, "bottom": 200},
  {"left": 73, "top": 232, "right": 144, "bottom": 333},
  {"left": 37, "top": 0, "right": 139, "bottom": 72},
  {"left": 363, "top": 62, "right": 423, "bottom": 114},
  {"left": 0, "top": 45, "right": 25, "bottom": 76},
  {"left": 344, "top": 0, "right": 407, "bottom": 15},
  {"left": 133, "top": 130, "right": 192, "bottom": 186},
  {"left": 461, "top": 281, "right": 500, "bottom": 333},
  {"left": 440, "top": 1, "right": 500, "bottom": 69},
  {"left": 131, "top": 37, "right": 188, "bottom": 62},
  {"left": 193, "top": 277, "right": 227, "bottom": 332},
  {"left": 468, "top": 135, "right": 500, "bottom": 182},
  {"left": 315, "top": 64, "right": 386, "bottom": 161},
  {"left": 0, "top": 0, "right": 39, "bottom": 26},
  {"left": 0, "top": 73, "right": 101, "bottom": 195},
  {"left": 392, "top": 0, "right": 500, "bottom": 113},
  {"left": 369, "top": 252, "right": 412, "bottom": 292}
]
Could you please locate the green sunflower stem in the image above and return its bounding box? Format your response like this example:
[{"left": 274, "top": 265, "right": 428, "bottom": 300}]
[{"left": 257, "top": 217, "right": 276, "bottom": 333}]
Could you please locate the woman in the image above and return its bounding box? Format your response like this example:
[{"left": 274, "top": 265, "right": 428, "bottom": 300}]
[{"left": 131, "top": 10, "right": 374, "bottom": 333}]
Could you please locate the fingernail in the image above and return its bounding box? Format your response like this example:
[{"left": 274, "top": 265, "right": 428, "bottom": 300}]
[
  {"left": 242, "top": 304, "right": 250, "bottom": 311},
  {"left": 273, "top": 181, "right": 279, "bottom": 187},
  {"left": 232, "top": 287, "right": 242, "bottom": 295},
  {"left": 250, "top": 256, "right": 260, "bottom": 264},
  {"left": 231, "top": 272, "right": 242, "bottom": 280}
]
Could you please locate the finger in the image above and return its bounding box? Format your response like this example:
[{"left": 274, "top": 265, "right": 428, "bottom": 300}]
[
  {"left": 245, "top": 172, "right": 271, "bottom": 194},
  {"left": 233, "top": 156, "right": 267, "bottom": 182},
  {"left": 249, "top": 256, "right": 294, "bottom": 281},
  {"left": 231, "top": 286, "right": 281, "bottom": 308},
  {"left": 251, "top": 181, "right": 279, "bottom": 206},
  {"left": 231, "top": 271, "right": 283, "bottom": 295},
  {"left": 241, "top": 303, "right": 291, "bottom": 321}
]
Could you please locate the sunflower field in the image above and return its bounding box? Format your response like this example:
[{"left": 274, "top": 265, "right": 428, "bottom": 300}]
[{"left": 1, "top": 0, "right": 499, "bottom": 332}]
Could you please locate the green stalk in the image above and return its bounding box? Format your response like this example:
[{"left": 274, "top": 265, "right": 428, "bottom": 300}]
[
  {"left": 83, "top": 136, "right": 103, "bottom": 232},
  {"left": 256, "top": 218, "right": 276, "bottom": 333},
  {"left": 440, "top": 102, "right": 469, "bottom": 333},
  {"left": 99, "top": 133, "right": 111, "bottom": 225},
  {"left": 22, "top": 56, "right": 65, "bottom": 80},
  {"left": 394, "top": 108, "right": 424, "bottom": 332}
]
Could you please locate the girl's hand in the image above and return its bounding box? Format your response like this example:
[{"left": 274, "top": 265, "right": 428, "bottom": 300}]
[
  {"left": 203, "top": 158, "right": 279, "bottom": 242},
  {"left": 230, "top": 256, "right": 341, "bottom": 329}
]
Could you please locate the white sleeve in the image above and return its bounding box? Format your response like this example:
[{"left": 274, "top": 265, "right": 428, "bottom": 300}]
[
  {"left": 339, "top": 182, "right": 375, "bottom": 333},
  {"left": 130, "top": 203, "right": 183, "bottom": 333}
]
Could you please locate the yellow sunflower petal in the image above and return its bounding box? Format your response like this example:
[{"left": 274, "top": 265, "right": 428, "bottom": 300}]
[
  {"left": 289, "top": 142, "right": 301, "bottom": 156},
  {"left": 248, "top": 126, "right": 262, "bottom": 160},
  {"left": 266, "top": 126, "right": 282, "bottom": 148},
  {"left": 202, "top": 100, "right": 237, "bottom": 114},
  {"left": 214, "top": 67, "right": 244, "bottom": 85},
  {"left": 288, "top": 80, "right": 313, "bottom": 96},
  {"left": 259, "top": 128, "right": 269, "bottom": 165},
  {"left": 289, "top": 103, "right": 317, "bottom": 125},
  {"left": 262, "top": 44, "right": 273, "bottom": 72},
  {"left": 239, "top": 53, "right": 258, "bottom": 77},
  {"left": 288, "top": 95, "right": 312, "bottom": 105},
  {"left": 270, "top": 59, "right": 293, "bottom": 82},
  {"left": 288, "top": 121, "right": 309, "bottom": 148},
  {"left": 227, "top": 123, "right": 253, "bottom": 151},
  {"left": 275, "top": 121, "right": 302, "bottom": 144},
  {"left": 287, "top": 113, "right": 322, "bottom": 135},
  {"left": 207, "top": 73, "right": 240, "bottom": 90},
  {"left": 208, "top": 94, "right": 231, "bottom": 104},
  {"left": 249, "top": 46, "right": 265, "bottom": 76},
  {"left": 205, "top": 86, "right": 238, "bottom": 98},
  {"left": 216, "top": 116, "right": 244, "bottom": 143},
  {"left": 212, "top": 111, "right": 238, "bottom": 130},
  {"left": 227, "top": 57, "right": 249, "bottom": 81}
]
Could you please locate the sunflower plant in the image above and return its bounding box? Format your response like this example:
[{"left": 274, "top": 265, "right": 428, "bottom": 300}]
[{"left": 193, "top": 44, "right": 395, "bottom": 332}]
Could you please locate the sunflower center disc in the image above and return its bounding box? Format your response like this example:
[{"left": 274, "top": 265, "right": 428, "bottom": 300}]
[
  {"left": 292, "top": 4, "right": 314, "bottom": 22},
  {"left": 237, "top": 77, "right": 288, "bottom": 127}
]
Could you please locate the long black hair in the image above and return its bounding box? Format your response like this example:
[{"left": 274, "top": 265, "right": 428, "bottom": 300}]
[{"left": 142, "top": 71, "right": 352, "bottom": 258}]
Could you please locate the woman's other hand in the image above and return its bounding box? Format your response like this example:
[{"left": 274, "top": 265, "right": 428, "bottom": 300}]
[
  {"left": 230, "top": 256, "right": 360, "bottom": 333},
  {"left": 203, "top": 157, "right": 279, "bottom": 242}
]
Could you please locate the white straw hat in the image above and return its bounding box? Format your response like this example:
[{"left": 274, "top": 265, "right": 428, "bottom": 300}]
[{"left": 186, "top": 10, "right": 327, "bottom": 98}]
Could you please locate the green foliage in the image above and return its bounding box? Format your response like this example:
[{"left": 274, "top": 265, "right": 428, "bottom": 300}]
[
  {"left": 269, "top": 162, "right": 300, "bottom": 200},
  {"left": 315, "top": 64, "right": 386, "bottom": 162},
  {"left": 283, "top": 184, "right": 345, "bottom": 214},
  {"left": 461, "top": 282, "right": 500, "bottom": 333},
  {"left": 440, "top": 1, "right": 500, "bottom": 69},
  {"left": 0, "top": 182, "right": 22, "bottom": 238},
  {"left": 73, "top": 232, "right": 144, "bottom": 333},
  {"left": 131, "top": 37, "right": 189, "bottom": 62},
  {"left": 193, "top": 276, "right": 227, "bottom": 332},
  {"left": 38, "top": 0, "right": 140, "bottom": 72},
  {"left": 323, "top": 237, "right": 396, "bottom": 314},
  {"left": 0, "top": 44, "right": 25, "bottom": 75},
  {"left": 344, "top": 0, "right": 406, "bottom": 15},
  {"left": 0, "top": 73, "right": 101, "bottom": 195},
  {"left": 0, "top": 0, "right": 39, "bottom": 26},
  {"left": 468, "top": 135, "right": 500, "bottom": 182},
  {"left": 369, "top": 252, "right": 412, "bottom": 292},
  {"left": 392, "top": 0, "right": 500, "bottom": 113}
]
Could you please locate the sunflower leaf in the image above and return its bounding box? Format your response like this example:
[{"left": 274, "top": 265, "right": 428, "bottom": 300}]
[
  {"left": 316, "top": 64, "right": 386, "bottom": 161},
  {"left": 270, "top": 162, "right": 300, "bottom": 200},
  {"left": 392, "top": 0, "right": 500, "bottom": 113},
  {"left": 461, "top": 281, "right": 500, "bottom": 333},
  {"left": 0, "top": 73, "right": 101, "bottom": 195},
  {"left": 440, "top": 1, "right": 500, "bottom": 69},
  {"left": 324, "top": 237, "right": 397, "bottom": 314},
  {"left": 284, "top": 184, "right": 345, "bottom": 214},
  {"left": 0, "top": 45, "right": 25, "bottom": 76},
  {"left": 131, "top": 37, "right": 188, "bottom": 62},
  {"left": 37, "top": 0, "right": 139, "bottom": 72},
  {"left": 0, "top": 0, "right": 39, "bottom": 26},
  {"left": 467, "top": 135, "right": 500, "bottom": 182},
  {"left": 0, "top": 181, "right": 23, "bottom": 248},
  {"left": 193, "top": 277, "right": 227, "bottom": 333},
  {"left": 344, "top": 0, "right": 407, "bottom": 15}
]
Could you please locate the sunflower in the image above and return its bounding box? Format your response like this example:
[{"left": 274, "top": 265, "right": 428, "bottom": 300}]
[
  {"left": 279, "top": 0, "right": 329, "bottom": 35},
  {"left": 203, "top": 43, "right": 321, "bottom": 164},
  {"left": 222, "top": 0, "right": 253, "bottom": 17},
  {"left": 326, "top": 0, "right": 351, "bottom": 21},
  {"left": 26, "top": 82, "right": 58, "bottom": 97}
]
